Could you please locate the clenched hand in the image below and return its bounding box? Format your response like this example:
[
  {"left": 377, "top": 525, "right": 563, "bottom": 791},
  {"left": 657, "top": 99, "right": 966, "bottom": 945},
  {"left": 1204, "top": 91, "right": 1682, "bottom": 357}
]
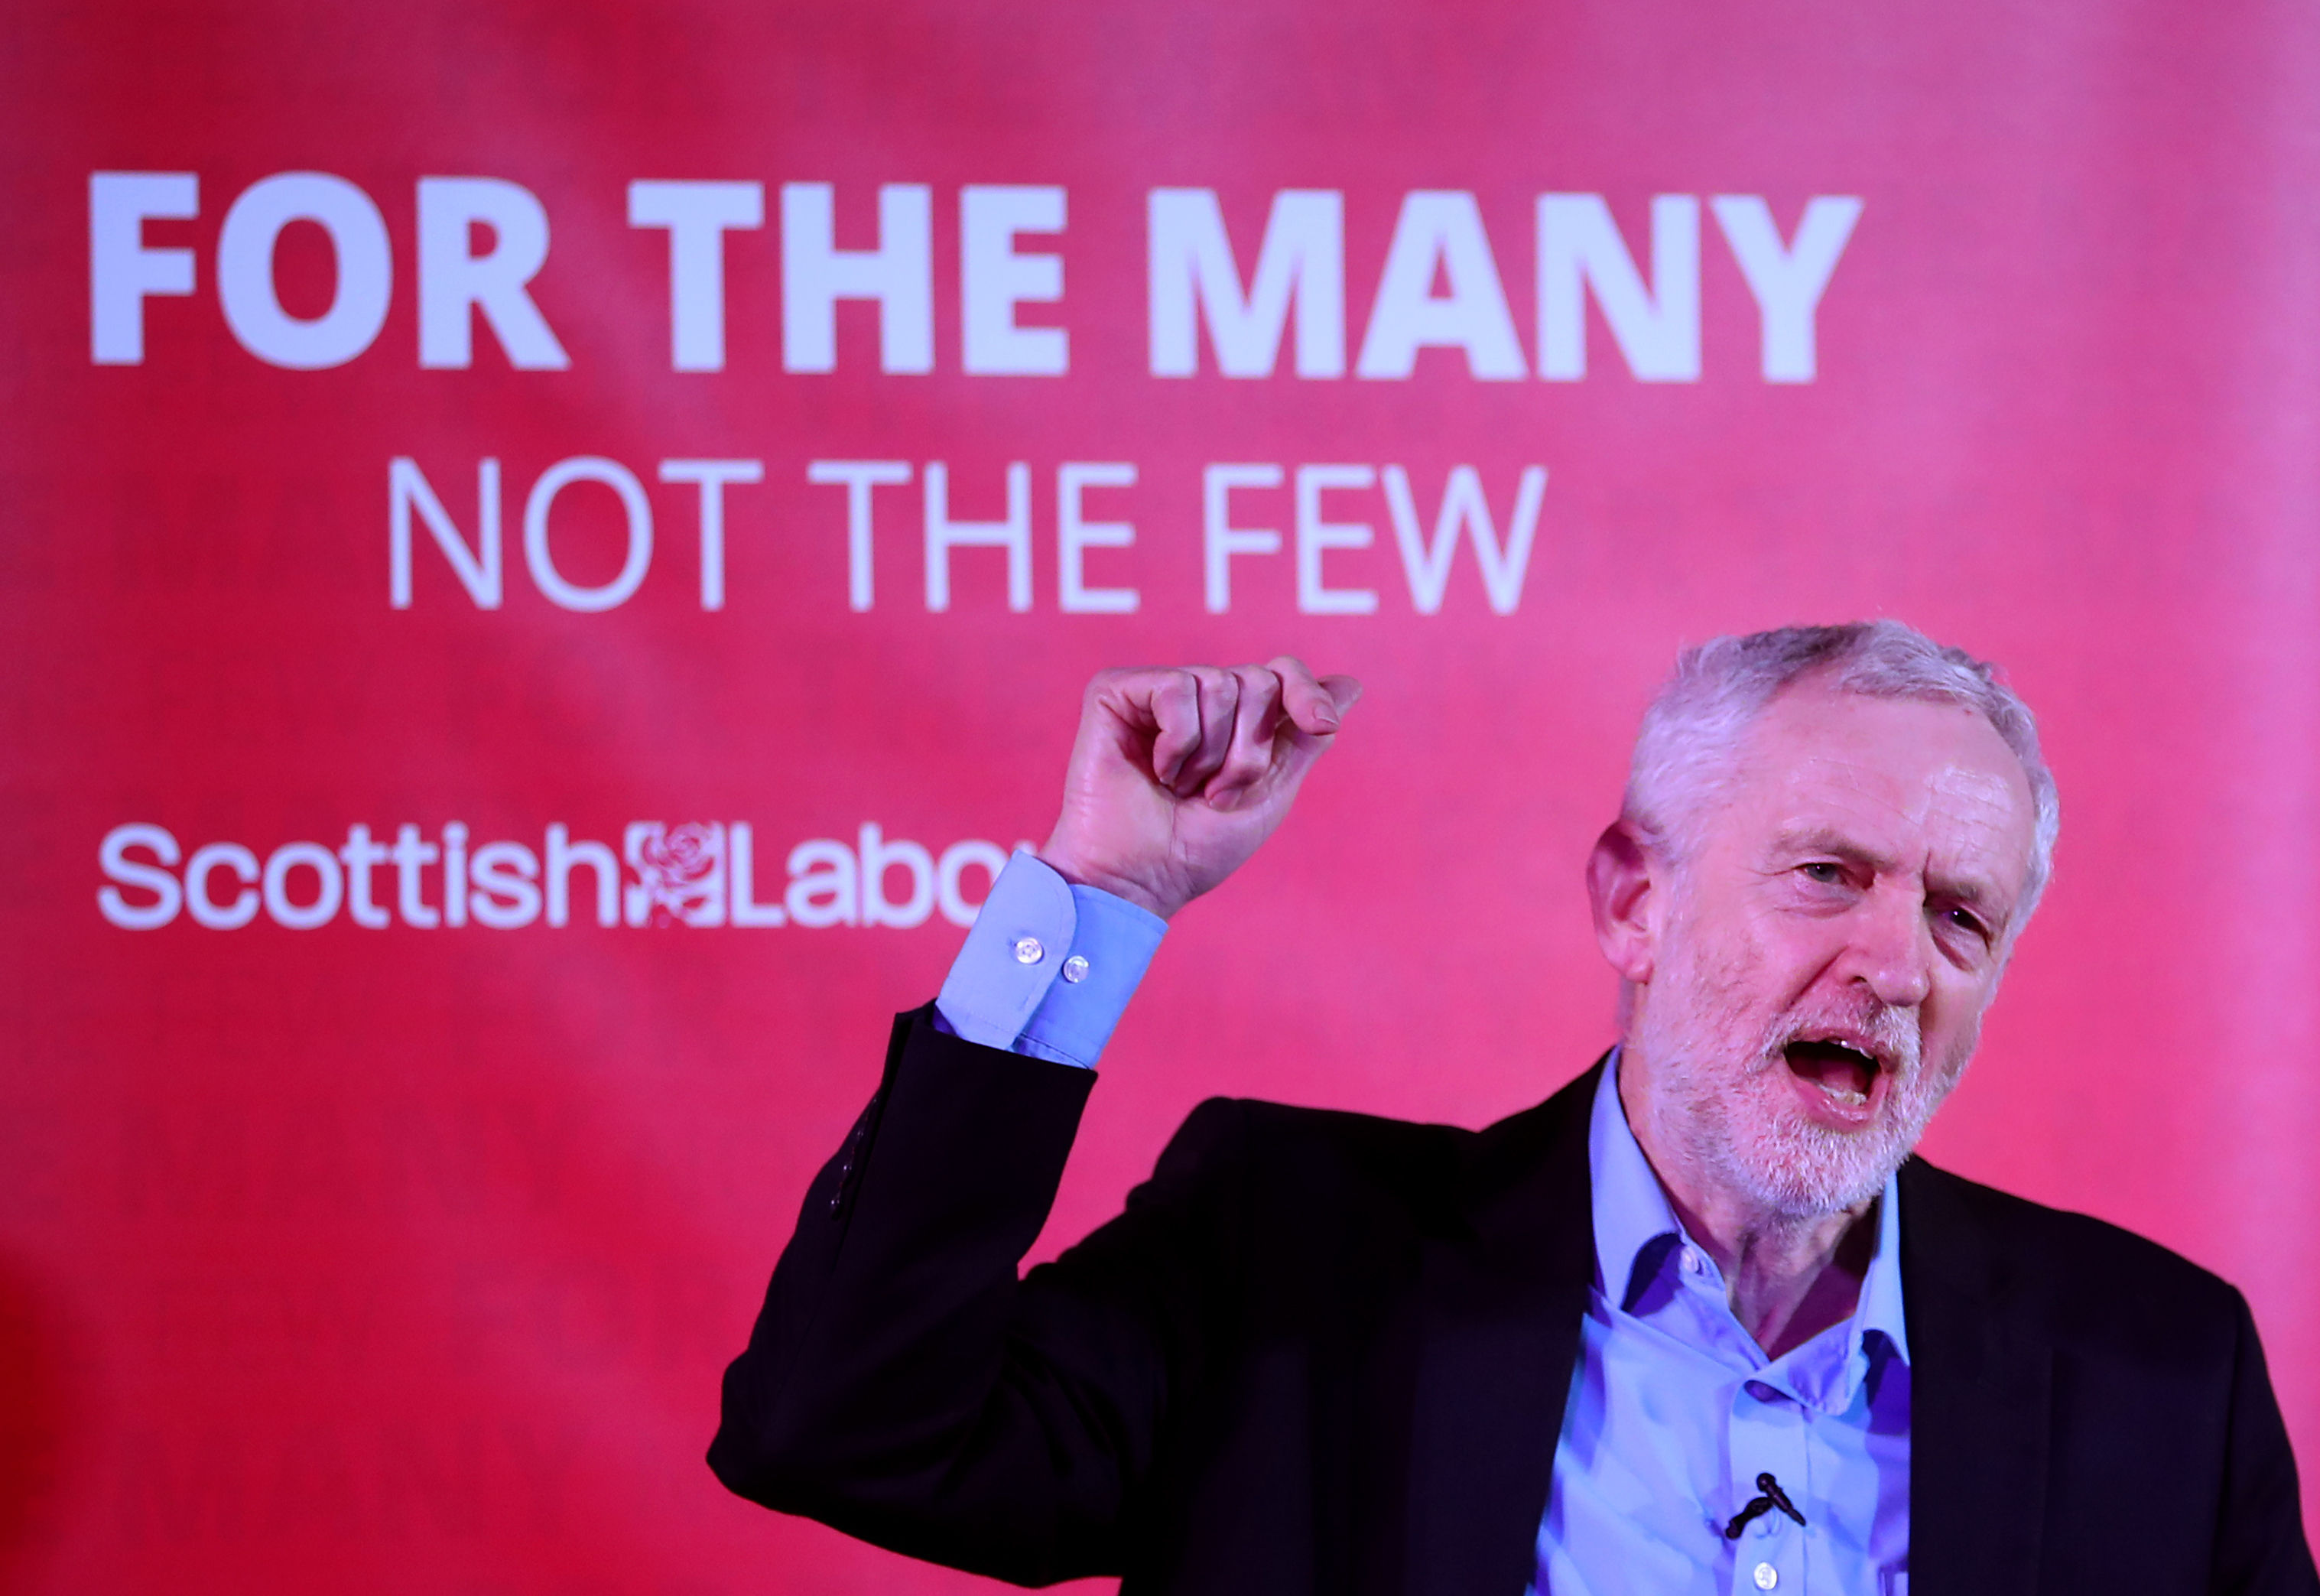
[{"left": 1038, "top": 658, "right": 1361, "bottom": 920}]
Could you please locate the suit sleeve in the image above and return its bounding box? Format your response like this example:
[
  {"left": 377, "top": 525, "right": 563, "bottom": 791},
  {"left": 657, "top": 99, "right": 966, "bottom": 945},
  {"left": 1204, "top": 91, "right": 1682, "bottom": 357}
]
[
  {"left": 708, "top": 1004, "right": 1248, "bottom": 1587},
  {"left": 2212, "top": 1289, "right": 2320, "bottom": 1594}
]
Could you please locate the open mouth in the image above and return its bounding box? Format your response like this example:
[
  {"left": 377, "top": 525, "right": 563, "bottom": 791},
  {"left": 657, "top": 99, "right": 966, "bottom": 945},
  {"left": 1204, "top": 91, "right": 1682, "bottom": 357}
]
[{"left": 1782, "top": 1037, "right": 1883, "bottom": 1108}]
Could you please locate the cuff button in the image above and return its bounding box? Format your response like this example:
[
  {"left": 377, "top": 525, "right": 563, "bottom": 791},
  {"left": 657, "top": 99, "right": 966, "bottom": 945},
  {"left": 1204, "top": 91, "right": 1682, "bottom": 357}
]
[
  {"left": 1061, "top": 954, "right": 1090, "bottom": 983},
  {"left": 1012, "top": 935, "right": 1045, "bottom": 964}
]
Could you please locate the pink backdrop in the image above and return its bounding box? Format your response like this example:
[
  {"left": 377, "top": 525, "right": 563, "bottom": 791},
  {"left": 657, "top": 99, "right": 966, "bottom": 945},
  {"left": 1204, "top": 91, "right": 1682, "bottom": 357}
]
[{"left": 6, "top": 2, "right": 2318, "bottom": 1588}]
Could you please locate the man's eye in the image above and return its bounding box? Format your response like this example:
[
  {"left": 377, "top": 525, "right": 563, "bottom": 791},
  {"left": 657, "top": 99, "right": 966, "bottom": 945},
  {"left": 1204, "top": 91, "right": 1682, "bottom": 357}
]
[
  {"left": 1944, "top": 908, "right": 1988, "bottom": 939},
  {"left": 1798, "top": 861, "right": 1844, "bottom": 885}
]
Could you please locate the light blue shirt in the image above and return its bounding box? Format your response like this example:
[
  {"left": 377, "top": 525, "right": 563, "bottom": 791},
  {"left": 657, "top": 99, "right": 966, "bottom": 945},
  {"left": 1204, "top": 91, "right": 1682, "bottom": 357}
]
[
  {"left": 1542, "top": 1051, "right": 1910, "bottom": 1596},
  {"left": 934, "top": 850, "right": 1166, "bottom": 1070},
  {"left": 934, "top": 855, "right": 1911, "bottom": 1594}
]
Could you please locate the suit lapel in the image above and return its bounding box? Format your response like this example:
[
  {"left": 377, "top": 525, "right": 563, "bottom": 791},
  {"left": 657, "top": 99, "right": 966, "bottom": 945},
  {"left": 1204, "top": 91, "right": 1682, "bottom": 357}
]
[
  {"left": 1387, "top": 1089, "right": 2060, "bottom": 1596},
  {"left": 1901, "top": 1158, "right": 2054, "bottom": 1596},
  {"left": 1401, "top": 1062, "right": 1600, "bottom": 1596}
]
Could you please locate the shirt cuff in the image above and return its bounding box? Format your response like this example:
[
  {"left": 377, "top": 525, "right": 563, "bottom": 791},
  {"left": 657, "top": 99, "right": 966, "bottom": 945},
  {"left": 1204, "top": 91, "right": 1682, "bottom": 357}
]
[{"left": 934, "top": 850, "right": 1166, "bottom": 1070}]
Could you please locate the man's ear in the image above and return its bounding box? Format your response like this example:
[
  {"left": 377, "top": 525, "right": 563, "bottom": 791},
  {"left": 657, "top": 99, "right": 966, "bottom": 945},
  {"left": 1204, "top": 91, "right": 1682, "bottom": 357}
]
[{"left": 1587, "top": 819, "right": 1659, "bottom": 986}]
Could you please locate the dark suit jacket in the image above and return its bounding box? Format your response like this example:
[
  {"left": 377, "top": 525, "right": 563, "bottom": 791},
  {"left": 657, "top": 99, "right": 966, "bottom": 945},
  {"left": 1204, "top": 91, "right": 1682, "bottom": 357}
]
[{"left": 710, "top": 1007, "right": 2318, "bottom": 1594}]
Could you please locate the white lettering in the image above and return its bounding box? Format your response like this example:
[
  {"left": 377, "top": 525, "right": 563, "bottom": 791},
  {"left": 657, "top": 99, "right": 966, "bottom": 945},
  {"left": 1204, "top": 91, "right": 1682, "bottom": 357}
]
[
  {"left": 263, "top": 841, "right": 343, "bottom": 929},
  {"left": 779, "top": 183, "right": 934, "bottom": 374},
  {"left": 442, "top": 823, "right": 469, "bottom": 928},
  {"left": 1711, "top": 195, "right": 1860, "bottom": 382},
  {"left": 923, "top": 461, "right": 1032, "bottom": 613},
  {"left": 216, "top": 172, "right": 392, "bottom": 369},
  {"left": 1536, "top": 193, "right": 1700, "bottom": 382},
  {"left": 627, "top": 180, "right": 765, "bottom": 372},
  {"left": 417, "top": 177, "right": 570, "bottom": 369},
  {"left": 101, "top": 821, "right": 1014, "bottom": 933},
  {"left": 657, "top": 458, "right": 762, "bottom": 610},
  {"left": 391, "top": 823, "right": 440, "bottom": 928},
  {"left": 469, "top": 841, "right": 542, "bottom": 928},
  {"left": 89, "top": 172, "right": 197, "bottom": 365},
  {"left": 390, "top": 457, "right": 502, "bottom": 609},
  {"left": 337, "top": 823, "right": 392, "bottom": 926},
  {"left": 806, "top": 460, "right": 911, "bottom": 613},
  {"left": 961, "top": 185, "right": 1067, "bottom": 375},
  {"left": 1149, "top": 188, "right": 1344, "bottom": 378},
  {"left": 859, "top": 823, "right": 935, "bottom": 928},
  {"left": 1381, "top": 464, "right": 1547, "bottom": 615},
  {"left": 728, "top": 823, "right": 787, "bottom": 927},
  {"left": 1356, "top": 192, "right": 1525, "bottom": 380},
  {"left": 186, "top": 842, "right": 259, "bottom": 929},
  {"left": 785, "top": 838, "right": 858, "bottom": 928},
  {"left": 523, "top": 457, "right": 653, "bottom": 612},
  {"left": 98, "top": 823, "right": 182, "bottom": 928},
  {"left": 1294, "top": 463, "right": 1377, "bottom": 615},
  {"left": 1203, "top": 463, "right": 1283, "bottom": 613},
  {"left": 1057, "top": 462, "right": 1138, "bottom": 614},
  {"left": 544, "top": 824, "right": 619, "bottom": 928}
]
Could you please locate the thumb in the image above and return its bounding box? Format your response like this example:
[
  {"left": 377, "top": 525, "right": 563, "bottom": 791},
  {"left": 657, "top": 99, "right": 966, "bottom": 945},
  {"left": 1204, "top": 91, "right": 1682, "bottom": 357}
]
[
  {"left": 1275, "top": 662, "right": 1362, "bottom": 737},
  {"left": 1266, "top": 676, "right": 1360, "bottom": 796}
]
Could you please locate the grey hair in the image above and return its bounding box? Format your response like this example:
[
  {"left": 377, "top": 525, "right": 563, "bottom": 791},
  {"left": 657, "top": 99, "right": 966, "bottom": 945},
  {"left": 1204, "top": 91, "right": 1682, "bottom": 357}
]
[{"left": 1623, "top": 620, "right": 2061, "bottom": 926}]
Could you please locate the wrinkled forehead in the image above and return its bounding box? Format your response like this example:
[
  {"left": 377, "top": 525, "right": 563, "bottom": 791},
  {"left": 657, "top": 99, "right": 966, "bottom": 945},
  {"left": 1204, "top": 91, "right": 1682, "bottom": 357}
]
[{"left": 1723, "top": 684, "right": 2038, "bottom": 882}]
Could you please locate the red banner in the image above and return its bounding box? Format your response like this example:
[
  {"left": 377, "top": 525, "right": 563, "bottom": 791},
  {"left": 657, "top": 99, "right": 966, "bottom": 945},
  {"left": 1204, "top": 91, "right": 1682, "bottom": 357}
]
[{"left": 6, "top": 2, "right": 2318, "bottom": 1588}]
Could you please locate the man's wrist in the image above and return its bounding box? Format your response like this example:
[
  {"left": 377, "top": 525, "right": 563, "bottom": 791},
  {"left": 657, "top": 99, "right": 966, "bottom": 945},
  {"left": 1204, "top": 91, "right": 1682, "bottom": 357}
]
[{"left": 1035, "top": 844, "right": 1175, "bottom": 921}]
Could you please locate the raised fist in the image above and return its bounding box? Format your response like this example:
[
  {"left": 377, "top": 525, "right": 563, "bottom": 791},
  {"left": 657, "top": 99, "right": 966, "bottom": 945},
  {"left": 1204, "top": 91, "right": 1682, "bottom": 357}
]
[{"left": 1038, "top": 658, "right": 1360, "bottom": 921}]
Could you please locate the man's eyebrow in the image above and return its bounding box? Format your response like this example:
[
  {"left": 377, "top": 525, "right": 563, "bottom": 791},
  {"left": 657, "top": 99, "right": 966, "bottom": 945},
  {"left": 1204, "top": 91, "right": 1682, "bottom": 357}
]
[
  {"left": 1766, "top": 825, "right": 1897, "bottom": 872},
  {"left": 1927, "top": 868, "right": 2008, "bottom": 918},
  {"left": 1772, "top": 824, "right": 2015, "bottom": 921}
]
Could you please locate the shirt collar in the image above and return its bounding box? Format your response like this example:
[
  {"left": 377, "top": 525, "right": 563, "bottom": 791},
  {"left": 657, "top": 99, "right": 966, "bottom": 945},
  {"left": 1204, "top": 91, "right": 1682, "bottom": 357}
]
[{"left": 1587, "top": 1046, "right": 1911, "bottom": 1371}]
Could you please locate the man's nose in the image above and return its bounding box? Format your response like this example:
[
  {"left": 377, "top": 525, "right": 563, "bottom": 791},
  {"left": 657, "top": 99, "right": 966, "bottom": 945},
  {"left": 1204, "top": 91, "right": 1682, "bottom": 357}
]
[{"left": 1848, "top": 889, "right": 1933, "bottom": 1008}]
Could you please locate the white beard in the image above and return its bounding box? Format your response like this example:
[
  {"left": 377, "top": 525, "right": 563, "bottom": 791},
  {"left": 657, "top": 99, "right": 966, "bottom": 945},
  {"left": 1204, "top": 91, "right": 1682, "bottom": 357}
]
[{"left": 1630, "top": 913, "right": 1975, "bottom": 1218}]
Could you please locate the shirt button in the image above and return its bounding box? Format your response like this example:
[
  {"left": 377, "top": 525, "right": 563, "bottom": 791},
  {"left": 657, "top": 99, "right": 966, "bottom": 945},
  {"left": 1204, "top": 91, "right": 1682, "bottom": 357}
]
[
  {"left": 1061, "top": 954, "right": 1090, "bottom": 983},
  {"left": 1681, "top": 1248, "right": 1704, "bottom": 1275},
  {"left": 1753, "top": 1562, "right": 1779, "bottom": 1591},
  {"left": 1012, "top": 935, "right": 1045, "bottom": 964}
]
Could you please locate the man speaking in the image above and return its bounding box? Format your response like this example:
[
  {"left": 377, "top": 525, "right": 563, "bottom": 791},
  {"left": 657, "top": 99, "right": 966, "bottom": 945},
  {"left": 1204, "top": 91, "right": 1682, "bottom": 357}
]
[{"left": 710, "top": 622, "right": 2317, "bottom": 1594}]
